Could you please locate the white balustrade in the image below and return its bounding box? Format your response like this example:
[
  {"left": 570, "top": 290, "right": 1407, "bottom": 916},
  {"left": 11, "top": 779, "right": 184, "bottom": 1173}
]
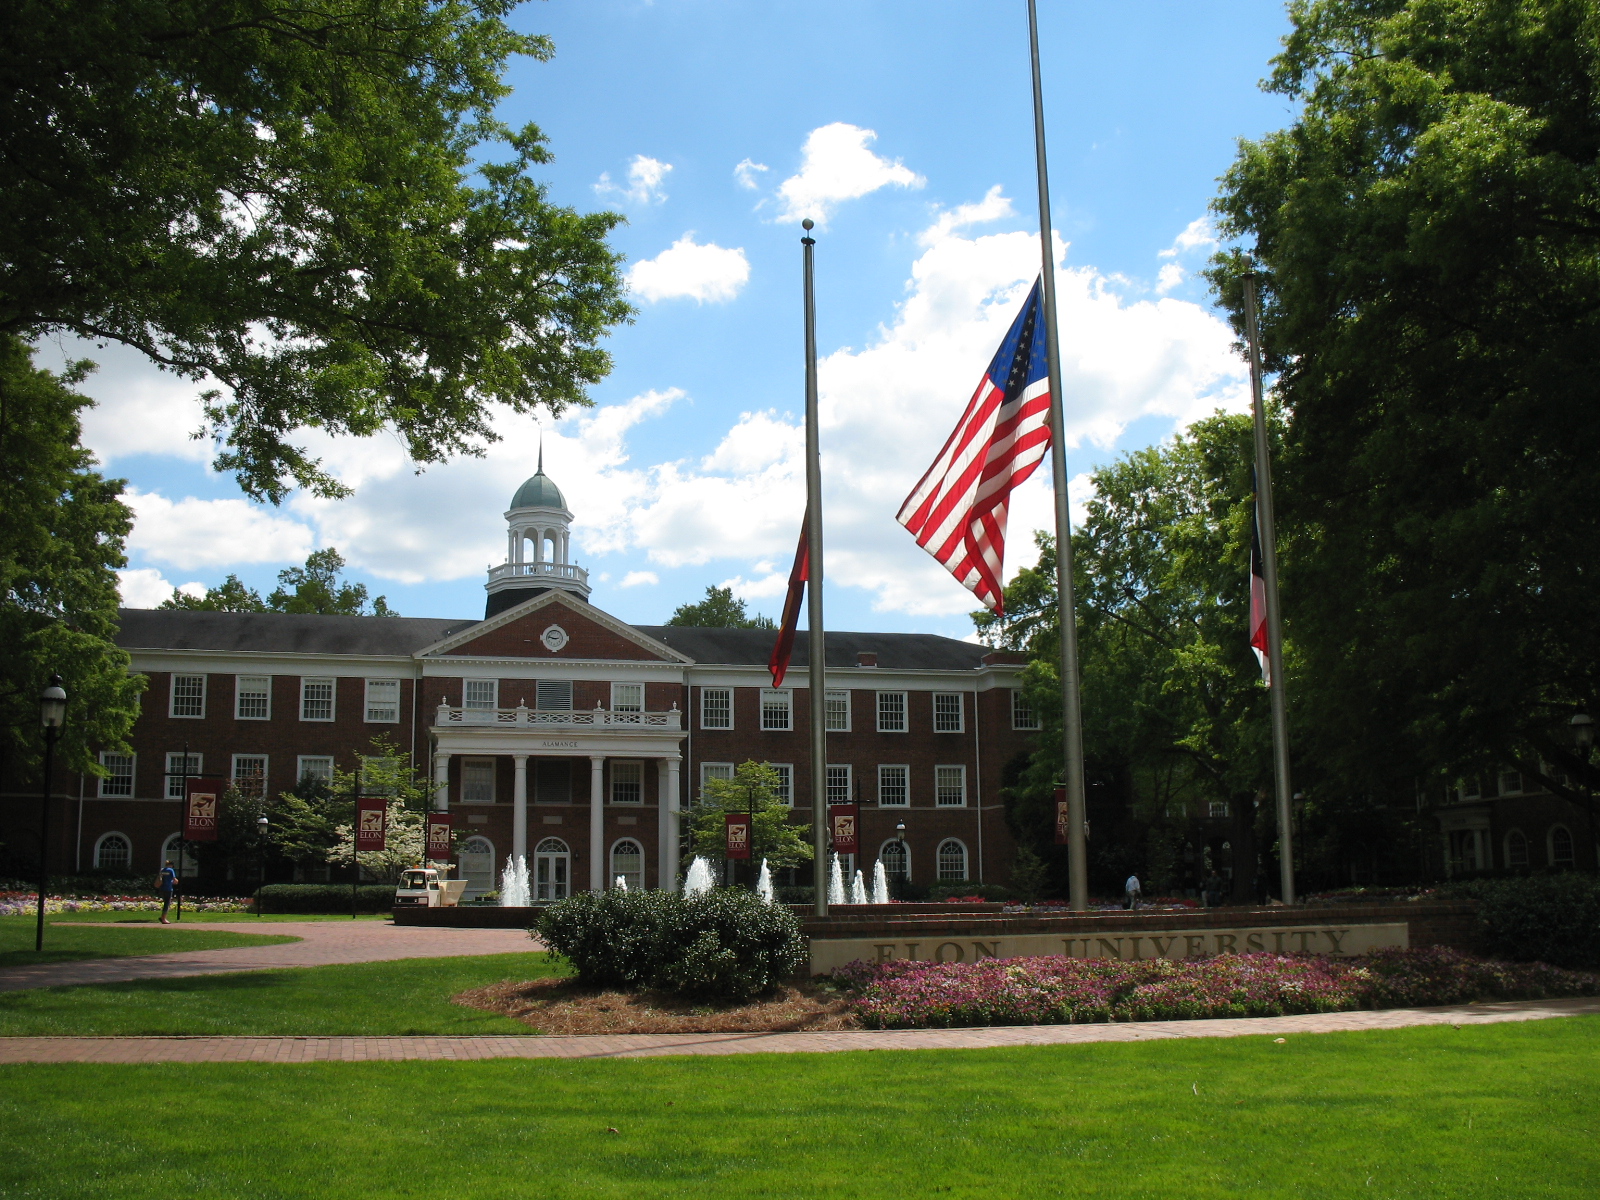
[
  {"left": 435, "top": 704, "right": 681, "bottom": 730},
  {"left": 486, "top": 561, "right": 588, "bottom": 584}
]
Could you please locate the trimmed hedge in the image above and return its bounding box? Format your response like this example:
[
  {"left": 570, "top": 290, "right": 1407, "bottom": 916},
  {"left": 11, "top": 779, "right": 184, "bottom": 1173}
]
[
  {"left": 254, "top": 884, "right": 396, "bottom": 914},
  {"left": 536, "top": 887, "right": 806, "bottom": 1001},
  {"left": 1446, "top": 874, "right": 1600, "bottom": 970}
]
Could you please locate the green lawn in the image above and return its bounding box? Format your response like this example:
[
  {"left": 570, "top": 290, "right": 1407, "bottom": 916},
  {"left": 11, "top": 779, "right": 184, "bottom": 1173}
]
[
  {"left": 39, "top": 911, "right": 390, "bottom": 923},
  {"left": 0, "top": 951, "right": 562, "bottom": 1035},
  {"left": 0, "top": 917, "right": 298, "bottom": 968},
  {"left": 0, "top": 1019, "right": 1595, "bottom": 1198}
]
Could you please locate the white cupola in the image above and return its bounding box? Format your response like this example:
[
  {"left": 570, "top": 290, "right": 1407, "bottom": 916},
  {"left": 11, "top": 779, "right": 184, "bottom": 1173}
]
[{"left": 485, "top": 444, "right": 591, "bottom": 616}]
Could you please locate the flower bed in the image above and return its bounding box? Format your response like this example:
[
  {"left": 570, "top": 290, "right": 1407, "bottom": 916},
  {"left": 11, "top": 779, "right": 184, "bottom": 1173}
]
[
  {"left": 0, "top": 891, "right": 254, "bottom": 917},
  {"left": 832, "top": 947, "right": 1600, "bottom": 1029}
]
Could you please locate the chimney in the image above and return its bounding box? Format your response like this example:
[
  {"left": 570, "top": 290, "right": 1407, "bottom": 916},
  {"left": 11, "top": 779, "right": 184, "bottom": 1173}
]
[{"left": 856, "top": 651, "right": 877, "bottom": 668}]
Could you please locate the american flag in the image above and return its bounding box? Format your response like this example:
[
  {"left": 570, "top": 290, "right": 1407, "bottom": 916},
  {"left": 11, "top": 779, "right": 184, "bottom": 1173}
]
[{"left": 896, "top": 278, "right": 1054, "bottom": 614}]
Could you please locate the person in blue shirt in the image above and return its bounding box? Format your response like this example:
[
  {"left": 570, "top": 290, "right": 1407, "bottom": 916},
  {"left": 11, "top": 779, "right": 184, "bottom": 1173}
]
[{"left": 158, "top": 861, "right": 178, "bottom": 924}]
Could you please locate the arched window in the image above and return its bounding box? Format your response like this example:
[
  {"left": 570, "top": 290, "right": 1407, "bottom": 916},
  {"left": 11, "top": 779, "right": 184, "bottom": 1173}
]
[
  {"left": 1504, "top": 829, "right": 1529, "bottom": 869},
  {"left": 610, "top": 838, "right": 644, "bottom": 891},
  {"left": 534, "top": 837, "right": 570, "bottom": 901},
  {"left": 94, "top": 832, "right": 132, "bottom": 871},
  {"left": 936, "top": 838, "right": 968, "bottom": 882},
  {"left": 1549, "top": 825, "right": 1575, "bottom": 867},
  {"left": 879, "top": 839, "right": 909, "bottom": 883},
  {"left": 459, "top": 836, "right": 495, "bottom": 896},
  {"left": 160, "top": 833, "right": 199, "bottom": 878}
]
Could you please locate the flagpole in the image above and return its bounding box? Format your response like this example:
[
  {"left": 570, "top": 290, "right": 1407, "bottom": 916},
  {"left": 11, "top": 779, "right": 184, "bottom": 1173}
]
[
  {"left": 801, "top": 218, "right": 830, "bottom": 918},
  {"left": 1027, "top": 0, "right": 1089, "bottom": 910},
  {"left": 1243, "top": 273, "right": 1297, "bottom": 904}
]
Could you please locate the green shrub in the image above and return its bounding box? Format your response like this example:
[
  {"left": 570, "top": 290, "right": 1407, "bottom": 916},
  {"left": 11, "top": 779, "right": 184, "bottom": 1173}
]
[
  {"left": 535, "top": 887, "right": 806, "bottom": 1001},
  {"left": 927, "top": 882, "right": 1013, "bottom": 902},
  {"left": 1446, "top": 874, "right": 1600, "bottom": 970},
  {"left": 255, "top": 884, "right": 396, "bottom": 914}
]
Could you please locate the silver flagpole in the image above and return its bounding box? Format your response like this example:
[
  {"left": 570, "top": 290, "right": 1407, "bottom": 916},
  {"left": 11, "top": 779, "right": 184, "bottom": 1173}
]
[
  {"left": 802, "top": 218, "right": 830, "bottom": 918},
  {"left": 1027, "top": 0, "right": 1089, "bottom": 910},
  {"left": 1243, "top": 273, "right": 1297, "bottom": 904}
]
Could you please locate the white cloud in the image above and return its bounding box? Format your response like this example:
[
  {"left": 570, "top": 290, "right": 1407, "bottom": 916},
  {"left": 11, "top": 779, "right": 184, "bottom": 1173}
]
[
  {"left": 1159, "top": 217, "right": 1217, "bottom": 258},
  {"left": 918, "top": 185, "right": 1015, "bottom": 247},
  {"left": 627, "top": 234, "right": 750, "bottom": 304},
  {"left": 595, "top": 155, "right": 673, "bottom": 205},
  {"left": 125, "top": 489, "right": 316, "bottom": 570},
  {"left": 1156, "top": 262, "right": 1185, "bottom": 294},
  {"left": 620, "top": 570, "right": 659, "bottom": 588},
  {"left": 775, "top": 123, "right": 924, "bottom": 224},
  {"left": 733, "top": 158, "right": 768, "bottom": 190},
  {"left": 116, "top": 568, "right": 204, "bottom": 609}
]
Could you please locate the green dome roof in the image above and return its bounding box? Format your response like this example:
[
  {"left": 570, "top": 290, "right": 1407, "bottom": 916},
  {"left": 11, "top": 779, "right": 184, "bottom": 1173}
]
[{"left": 510, "top": 468, "right": 566, "bottom": 511}]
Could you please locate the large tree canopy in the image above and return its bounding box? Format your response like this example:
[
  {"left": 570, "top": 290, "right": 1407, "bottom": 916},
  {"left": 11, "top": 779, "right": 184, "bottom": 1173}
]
[
  {"left": 1209, "top": 0, "right": 1600, "bottom": 796},
  {"left": 1, "top": 0, "right": 632, "bottom": 502},
  {"left": 665, "top": 586, "right": 775, "bottom": 630},
  {"left": 160, "top": 547, "right": 398, "bottom": 614}
]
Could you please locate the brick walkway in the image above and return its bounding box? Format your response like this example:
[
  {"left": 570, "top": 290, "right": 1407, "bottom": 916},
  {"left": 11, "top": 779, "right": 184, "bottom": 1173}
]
[
  {"left": 0, "top": 996, "right": 1593, "bottom": 1063},
  {"left": 0, "top": 922, "right": 540, "bottom": 993}
]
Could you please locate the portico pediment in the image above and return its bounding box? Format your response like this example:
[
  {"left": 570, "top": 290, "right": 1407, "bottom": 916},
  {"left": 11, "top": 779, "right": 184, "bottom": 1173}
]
[{"left": 415, "top": 592, "right": 692, "bottom": 664}]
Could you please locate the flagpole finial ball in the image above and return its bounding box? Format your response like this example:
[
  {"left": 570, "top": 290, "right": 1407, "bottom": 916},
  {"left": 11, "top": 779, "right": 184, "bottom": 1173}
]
[{"left": 802, "top": 218, "right": 814, "bottom": 231}]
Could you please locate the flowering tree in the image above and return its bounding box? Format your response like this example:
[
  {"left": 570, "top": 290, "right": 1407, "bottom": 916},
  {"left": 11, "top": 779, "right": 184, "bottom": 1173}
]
[{"left": 322, "top": 739, "right": 448, "bottom": 883}]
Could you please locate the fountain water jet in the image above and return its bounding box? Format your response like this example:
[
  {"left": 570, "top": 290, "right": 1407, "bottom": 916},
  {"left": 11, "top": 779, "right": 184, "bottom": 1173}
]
[
  {"left": 755, "top": 859, "right": 775, "bottom": 904},
  {"left": 827, "top": 854, "right": 846, "bottom": 906},
  {"left": 850, "top": 869, "right": 867, "bottom": 906},
  {"left": 499, "top": 856, "right": 530, "bottom": 907},
  {"left": 871, "top": 860, "right": 890, "bottom": 905},
  {"left": 684, "top": 856, "right": 715, "bottom": 897},
  {"left": 614, "top": 875, "right": 628, "bottom": 891}
]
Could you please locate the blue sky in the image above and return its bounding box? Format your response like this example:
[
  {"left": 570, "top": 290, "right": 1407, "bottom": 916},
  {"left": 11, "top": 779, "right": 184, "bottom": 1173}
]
[{"left": 48, "top": 0, "right": 1297, "bottom": 637}]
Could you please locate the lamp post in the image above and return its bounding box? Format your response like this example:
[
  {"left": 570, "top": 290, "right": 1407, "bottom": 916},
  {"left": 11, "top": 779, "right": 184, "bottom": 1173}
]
[
  {"left": 894, "top": 821, "right": 907, "bottom": 899},
  {"left": 1571, "top": 712, "right": 1595, "bottom": 873},
  {"left": 35, "top": 676, "right": 67, "bottom": 953}
]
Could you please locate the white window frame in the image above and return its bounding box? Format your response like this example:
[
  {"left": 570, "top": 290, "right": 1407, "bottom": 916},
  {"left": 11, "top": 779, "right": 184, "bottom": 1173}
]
[
  {"left": 876, "top": 691, "right": 908, "bottom": 733},
  {"left": 235, "top": 675, "right": 271, "bottom": 721},
  {"left": 933, "top": 692, "right": 964, "bottom": 733},
  {"left": 700, "top": 762, "right": 734, "bottom": 798},
  {"left": 610, "top": 837, "right": 645, "bottom": 891},
  {"left": 1498, "top": 770, "right": 1523, "bottom": 797},
  {"left": 463, "top": 678, "right": 498, "bottom": 710},
  {"left": 458, "top": 835, "right": 496, "bottom": 896},
  {"left": 93, "top": 831, "right": 133, "bottom": 871},
  {"left": 700, "top": 687, "right": 733, "bottom": 730},
  {"left": 610, "top": 760, "right": 644, "bottom": 804},
  {"left": 231, "top": 754, "right": 268, "bottom": 799},
  {"left": 879, "top": 838, "right": 910, "bottom": 882},
  {"left": 300, "top": 677, "right": 335, "bottom": 722},
  {"left": 1549, "top": 824, "right": 1575, "bottom": 866},
  {"left": 534, "top": 837, "right": 571, "bottom": 901},
  {"left": 936, "top": 838, "right": 969, "bottom": 882},
  {"left": 461, "top": 757, "right": 497, "bottom": 804},
  {"left": 1504, "top": 828, "right": 1529, "bottom": 868},
  {"left": 98, "top": 751, "right": 135, "bottom": 799},
  {"left": 761, "top": 688, "right": 793, "bottom": 732},
  {"left": 826, "top": 763, "right": 852, "bottom": 807},
  {"left": 1011, "top": 689, "right": 1040, "bottom": 730},
  {"left": 824, "top": 690, "right": 852, "bottom": 732},
  {"left": 1208, "top": 800, "right": 1231, "bottom": 819},
  {"left": 161, "top": 833, "right": 198, "bottom": 878},
  {"left": 610, "top": 683, "right": 644, "bottom": 713},
  {"left": 165, "top": 752, "right": 202, "bottom": 800},
  {"left": 297, "top": 756, "right": 335, "bottom": 787},
  {"left": 877, "top": 764, "right": 909, "bottom": 807},
  {"left": 170, "top": 673, "right": 207, "bottom": 719},
  {"left": 769, "top": 763, "right": 794, "bottom": 806},
  {"left": 935, "top": 764, "right": 968, "bottom": 807},
  {"left": 364, "top": 679, "right": 401, "bottom": 723},
  {"left": 1458, "top": 776, "right": 1482, "bottom": 802}
]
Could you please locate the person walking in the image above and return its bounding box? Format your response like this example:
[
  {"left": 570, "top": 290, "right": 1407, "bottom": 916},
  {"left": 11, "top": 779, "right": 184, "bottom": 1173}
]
[
  {"left": 1123, "top": 874, "right": 1142, "bottom": 910},
  {"left": 157, "top": 860, "right": 178, "bottom": 924}
]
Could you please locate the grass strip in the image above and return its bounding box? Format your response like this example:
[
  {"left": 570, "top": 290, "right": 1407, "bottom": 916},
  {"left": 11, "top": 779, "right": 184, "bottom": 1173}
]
[
  {"left": 0, "top": 917, "right": 298, "bottom": 968},
  {"left": 0, "top": 1018, "right": 1595, "bottom": 1199},
  {"left": 36, "top": 912, "right": 390, "bottom": 924}
]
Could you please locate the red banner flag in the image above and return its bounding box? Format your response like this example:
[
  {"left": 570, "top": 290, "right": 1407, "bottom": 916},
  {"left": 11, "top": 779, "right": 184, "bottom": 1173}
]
[
  {"left": 830, "top": 804, "right": 859, "bottom": 855},
  {"left": 1054, "top": 786, "right": 1071, "bottom": 845},
  {"left": 768, "top": 516, "right": 809, "bottom": 687},
  {"left": 355, "top": 799, "right": 387, "bottom": 852},
  {"left": 1249, "top": 477, "right": 1272, "bottom": 686},
  {"left": 724, "top": 812, "right": 752, "bottom": 860},
  {"left": 184, "top": 778, "right": 226, "bottom": 842},
  {"left": 425, "top": 812, "right": 454, "bottom": 861}
]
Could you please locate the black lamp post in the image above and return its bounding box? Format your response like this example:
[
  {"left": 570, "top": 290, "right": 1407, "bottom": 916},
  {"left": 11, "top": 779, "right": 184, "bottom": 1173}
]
[
  {"left": 894, "top": 821, "right": 907, "bottom": 897},
  {"left": 35, "top": 676, "right": 67, "bottom": 953},
  {"left": 1570, "top": 712, "right": 1595, "bottom": 872}
]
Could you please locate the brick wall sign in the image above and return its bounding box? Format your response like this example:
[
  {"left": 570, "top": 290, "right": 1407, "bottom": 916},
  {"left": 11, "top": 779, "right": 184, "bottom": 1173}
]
[
  {"left": 425, "top": 812, "right": 454, "bottom": 861},
  {"left": 725, "top": 813, "right": 752, "bottom": 860},
  {"left": 807, "top": 921, "right": 1410, "bottom": 975},
  {"left": 355, "top": 800, "right": 387, "bottom": 852},
  {"left": 184, "top": 778, "right": 227, "bottom": 842}
]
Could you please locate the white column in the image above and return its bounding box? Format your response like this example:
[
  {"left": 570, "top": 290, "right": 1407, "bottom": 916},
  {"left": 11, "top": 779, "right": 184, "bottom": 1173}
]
[
  {"left": 432, "top": 753, "right": 449, "bottom": 812},
  {"left": 657, "top": 760, "right": 669, "bottom": 890},
  {"left": 665, "top": 757, "right": 681, "bottom": 891},
  {"left": 589, "top": 756, "right": 606, "bottom": 891},
  {"left": 513, "top": 754, "right": 529, "bottom": 863}
]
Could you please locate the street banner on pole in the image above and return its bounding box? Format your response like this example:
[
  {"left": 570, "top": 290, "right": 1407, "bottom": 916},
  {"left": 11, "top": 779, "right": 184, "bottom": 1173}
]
[
  {"left": 830, "top": 804, "right": 859, "bottom": 855},
  {"left": 724, "top": 813, "right": 752, "bottom": 860},
  {"left": 184, "top": 779, "right": 226, "bottom": 842},
  {"left": 425, "top": 812, "right": 454, "bottom": 861},
  {"left": 1054, "top": 787, "right": 1071, "bottom": 845},
  {"left": 355, "top": 799, "right": 387, "bottom": 852}
]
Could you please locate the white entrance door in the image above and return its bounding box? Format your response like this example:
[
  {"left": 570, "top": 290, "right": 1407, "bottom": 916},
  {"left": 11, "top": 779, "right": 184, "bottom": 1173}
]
[{"left": 535, "top": 838, "right": 570, "bottom": 901}]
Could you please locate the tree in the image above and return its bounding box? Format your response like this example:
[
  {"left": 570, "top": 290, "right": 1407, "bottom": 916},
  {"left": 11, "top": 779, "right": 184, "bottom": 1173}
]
[
  {"left": 666, "top": 586, "right": 775, "bottom": 629},
  {"left": 323, "top": 738, "right": 442, "bottom": 882},
  {"left": 159, "top": 548, "right": 397, "bottom": 615},
  {"left": 688, "top": 761, "right": 813, "bottom": 872},
  {"left": 158, "top": 574, "right": 267, "bottom": 613},
  {"left": 0, "top": 336, "right": 145, "bottom": 780},
  {"left": 1208, "top": 0, "right": 1600, "bottom": 806},
  {"left": 3, "top": 0, "right": 633, "bottom": 502}
]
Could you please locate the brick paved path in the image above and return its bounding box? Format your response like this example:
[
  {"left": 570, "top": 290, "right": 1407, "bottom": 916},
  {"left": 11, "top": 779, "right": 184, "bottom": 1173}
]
[
  {"left": 0, "top": 996, "right": 1593, "bottom": 1063},
  {"left": 0, "top": 922, "right": 540, "bottom": 993}
]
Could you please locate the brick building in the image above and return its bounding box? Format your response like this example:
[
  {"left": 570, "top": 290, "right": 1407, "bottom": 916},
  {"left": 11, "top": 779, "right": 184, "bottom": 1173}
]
[{"left": 4, "top": 463, "right": 1036, "bottom": 896}]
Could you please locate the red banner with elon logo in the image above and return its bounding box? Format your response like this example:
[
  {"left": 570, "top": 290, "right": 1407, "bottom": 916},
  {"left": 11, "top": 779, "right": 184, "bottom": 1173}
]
[
  {"left": 355, "top": 799, "right": 387, "bottom": 852},
  {"left": 830, "top": 804, "right": 859, "bottom": 855},
  {"left": 184, "top": 779, "right": 227, "bottom": 842},
  {"left": 1055, "top": 786, "right": 1070, "bottom": 845},
  {"left": 425, "top": 812, "right": 454, "bottom": 860},
  {"left": 724, "top": 813, "right": 752, "bottom": 860}
]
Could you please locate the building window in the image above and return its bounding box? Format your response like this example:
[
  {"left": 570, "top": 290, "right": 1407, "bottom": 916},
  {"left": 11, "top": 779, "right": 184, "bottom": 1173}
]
[
  {"left": 826, "top": 764, "right": 852, "bottom": 807},
  {"left": 98, "top": 752, "right": 135, "bottom": 798},
  {"left": 536, "top": 680, "right": 573, "bottom": 711},
  {"left": 94, "top": 832, "right": 133, "bottom": 871},
  {"left": 761, "top": 689, "right": 793, "bottom": 731},
  {"left": 878, "top": 764, "right": 909, "bottom": 807},
  {"left": 365, "top": 679, "right": 400, "bottom": 723},
  {"left": 297, "top": 756, "right": 334, "bottom": 788},
  {"left": 934, "top": 693, "right": 964, "bottom": 733},
  {"left": 611, "top": 683, "right": 643, "bottom": 712},
  {"left": 1012, "top": 689, "right": 1040, "bottom": 730},
  {"left": 161, "top": 833, "right": 198, "bottom": 878},
  {"left": 300, "top": 677, "right": 335, "bottom": 721},
  {"left": 165, "top": 752, "right": 202, "bottom": 800},
  {"left": 880, "top": 839, "right": 909, "bottom": 882},
  {"left": 611, "top": 760, "right": 643, "bottom": 804},
  {"left": 459, "top": 836, "right": 495, "bottom": 895},
  {"left": 700, "top": 762, "right": 734, "bottom": 798},
  {"left": 1550, "top": 825, "right": 1575, "bottom": 866},
  {"left": 1458, "top": 776, "right": 1482, "bottom": 802},
  {"left": 534, "top": 837, "right": 571, "bottom": 901},
  {"left": 170, "top": 674, "right": 206, "bottom": 719},
  {"left": 701, "top": 688, "right": 732, "bottom": 730},
  {"left": 825, "top": 690, "right": 851, "bottom": 732},
  {"left": 461, "top": 757, "right": 496, "bottom": 804},
  {"left": 611, "top": 839, "right": 644, "bottom": 891},
  {"left": 1505, "top": 829, "right": 1529, "bottom": 868},
  {"left": 877, "top": 691, "right": 907, "bottom": 732},
  {"left": 534, "top": 758, "right": 571, "bottom": 804},
  {"left": 232, "top": 755, "right": 267, "bottom": 799},
  {"left": 769, "top": 763, "right": 793, "bottom": 805},
  {"left": 936, "top": 838, "right": 968, "bottom": 881},
  {"left": 235, "top": 675, "right": 271, "bottom": 720},
  {"left": 1497, "top": 770, "right": 1522, "bottom": 797},
  {"left": 1209, "top": 800, "right": 1231, "bottom": 819},
  {"left": 463, "top": 679, "right": 498, "bottom": 710},
  {"left": 935, "top": 765, "right": 967, "bottom": 807}
]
